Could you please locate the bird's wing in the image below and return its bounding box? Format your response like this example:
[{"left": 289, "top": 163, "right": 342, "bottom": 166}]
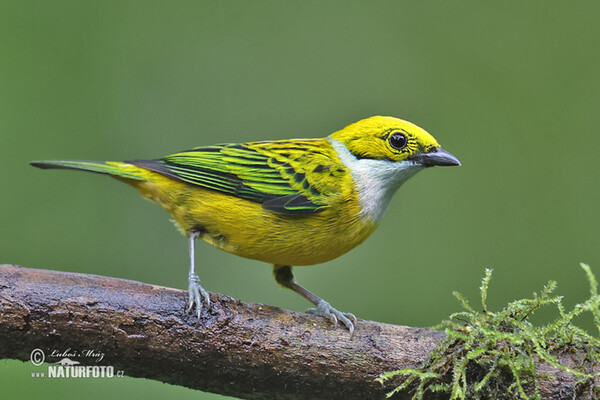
[{"left": 128, "top": 138, "right": 349, "bottom": 215}]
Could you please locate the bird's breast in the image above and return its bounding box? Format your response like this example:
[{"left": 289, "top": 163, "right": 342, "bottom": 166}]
[
  {"left": 131, "top": 173, "right": 377, "bottom": 266},
  {"left": 196, "top": 192, "right": 377, "bottom": 266}
]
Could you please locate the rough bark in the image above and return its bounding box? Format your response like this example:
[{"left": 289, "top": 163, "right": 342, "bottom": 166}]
[{"left": 0, "top": 264, "right": 596, "bottom": 399}]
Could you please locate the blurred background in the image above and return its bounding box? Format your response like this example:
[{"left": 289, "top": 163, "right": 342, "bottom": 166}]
[{"left": 1, "top": 1, "right": 599, "bottom": 399}]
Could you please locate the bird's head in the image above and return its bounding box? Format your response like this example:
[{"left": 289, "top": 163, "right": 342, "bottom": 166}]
[
  {"left": 328, "top": 116, "right": 460, "bottom": 221},
  {"left": 329, "top": 115, "right": 460, "bottom": 167}
]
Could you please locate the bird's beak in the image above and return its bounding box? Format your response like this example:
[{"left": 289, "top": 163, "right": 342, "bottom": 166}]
[{"left": 412, "top": 148, "right": 461, "bottom": 167}]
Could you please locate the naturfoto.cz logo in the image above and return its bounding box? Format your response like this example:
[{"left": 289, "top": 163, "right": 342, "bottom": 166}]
[{"left": 29, "top": 348, "right": 125, "bottom": 379}]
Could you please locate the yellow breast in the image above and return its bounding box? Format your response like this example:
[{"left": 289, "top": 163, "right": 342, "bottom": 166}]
[{"left": 124, "top": 171, "right": 377, "bottom": 266}]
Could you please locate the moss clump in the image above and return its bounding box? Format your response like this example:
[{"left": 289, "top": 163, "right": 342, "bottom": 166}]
[{"left": 378, "top": 263, "right": 600, "bottom": 399}]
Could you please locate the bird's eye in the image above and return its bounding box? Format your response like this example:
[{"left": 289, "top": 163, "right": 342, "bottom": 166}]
[{"left": 388, "top": 132, "right": 408, "bottom": 150}]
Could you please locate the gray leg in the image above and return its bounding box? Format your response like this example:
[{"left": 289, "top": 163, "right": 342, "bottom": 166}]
[
  {"left": 187, "top": 232, "right": 211, "bottom": 318},
  {"left": 273, "top": 264, "right": 357, "bottom": 335}
]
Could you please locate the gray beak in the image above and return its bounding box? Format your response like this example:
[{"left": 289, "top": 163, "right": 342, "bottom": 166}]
[{"left": 412, "top": 148, "right": 461, "bottom": 167}]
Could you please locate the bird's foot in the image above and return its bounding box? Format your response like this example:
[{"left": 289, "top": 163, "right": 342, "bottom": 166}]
[
  {"left": 306, "top": 299, "right": 357, "bottom": 335},
  {"left": 187, "top": 272, "right": 211, "bottom": 319}
]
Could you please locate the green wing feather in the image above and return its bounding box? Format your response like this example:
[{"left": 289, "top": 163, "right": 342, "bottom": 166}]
[{"left": 129, "top": 139, "right": 346, "bottom": 215}]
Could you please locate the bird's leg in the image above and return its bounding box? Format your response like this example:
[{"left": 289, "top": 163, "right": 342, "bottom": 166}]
[
  {"left": 273, "top": 264, "right": 357, "bottom": 335},
  {"left": 186, "top": 231, "right": 211, "bottom": 318}
]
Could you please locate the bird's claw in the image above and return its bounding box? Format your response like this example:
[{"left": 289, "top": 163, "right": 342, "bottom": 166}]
[
  {"left": 187, "top": 273, "right": 210, "bottom": 319},
  {"left": 306, "top": 300, "right": 357, "bottom": 335}
]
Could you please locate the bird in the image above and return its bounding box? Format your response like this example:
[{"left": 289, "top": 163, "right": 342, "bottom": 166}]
[{"left": 31, "top": 115, "right": 460, "bottom": 334}]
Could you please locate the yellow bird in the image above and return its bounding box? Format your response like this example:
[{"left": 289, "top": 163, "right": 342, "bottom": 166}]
[{"left": 31, "top": 116, "right": 460, "bottom": 334}]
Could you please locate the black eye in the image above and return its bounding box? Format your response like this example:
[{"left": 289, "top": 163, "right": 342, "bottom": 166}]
[{"left": 388, "top": 132, "right": 408, "bottom": 150}]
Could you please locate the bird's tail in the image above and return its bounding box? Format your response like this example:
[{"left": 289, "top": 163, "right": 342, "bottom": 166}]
[{"left": 30, "top": 160, "right": 147, "bottom": 181}]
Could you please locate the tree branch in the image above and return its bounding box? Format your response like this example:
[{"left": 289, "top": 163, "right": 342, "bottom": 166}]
[{"left": 0, "top": 264, "right": 596, "bottom": 399}]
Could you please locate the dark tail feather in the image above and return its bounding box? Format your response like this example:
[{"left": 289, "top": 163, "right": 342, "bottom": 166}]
[{"left": 30, "top": 160, "right": 145, "bottom": 181}]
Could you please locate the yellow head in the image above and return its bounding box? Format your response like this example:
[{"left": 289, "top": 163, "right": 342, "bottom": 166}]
[
  {"left": 330, "top": 116, "right": 449, "bottom": 163},
  {"left": 328, "top": 116, "right": 460, "bottom": 222}
]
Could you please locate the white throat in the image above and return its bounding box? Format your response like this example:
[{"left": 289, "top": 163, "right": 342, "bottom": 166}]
[{"left": 329, "top": 137, "right": 424, "bottom": 222}]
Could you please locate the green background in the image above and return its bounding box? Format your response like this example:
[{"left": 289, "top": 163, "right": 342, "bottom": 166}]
[{"left": 1, "top": 1, "right": 599, "bottom": 399}]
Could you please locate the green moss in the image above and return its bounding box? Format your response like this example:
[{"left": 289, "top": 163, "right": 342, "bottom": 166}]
[{"left": 378, "top": 263, "right": 600, "bottom": 399}]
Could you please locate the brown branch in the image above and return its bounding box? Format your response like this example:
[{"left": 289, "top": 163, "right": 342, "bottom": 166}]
[{"left": 0, "top": 264, "right": 596, "bottom": 399}]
